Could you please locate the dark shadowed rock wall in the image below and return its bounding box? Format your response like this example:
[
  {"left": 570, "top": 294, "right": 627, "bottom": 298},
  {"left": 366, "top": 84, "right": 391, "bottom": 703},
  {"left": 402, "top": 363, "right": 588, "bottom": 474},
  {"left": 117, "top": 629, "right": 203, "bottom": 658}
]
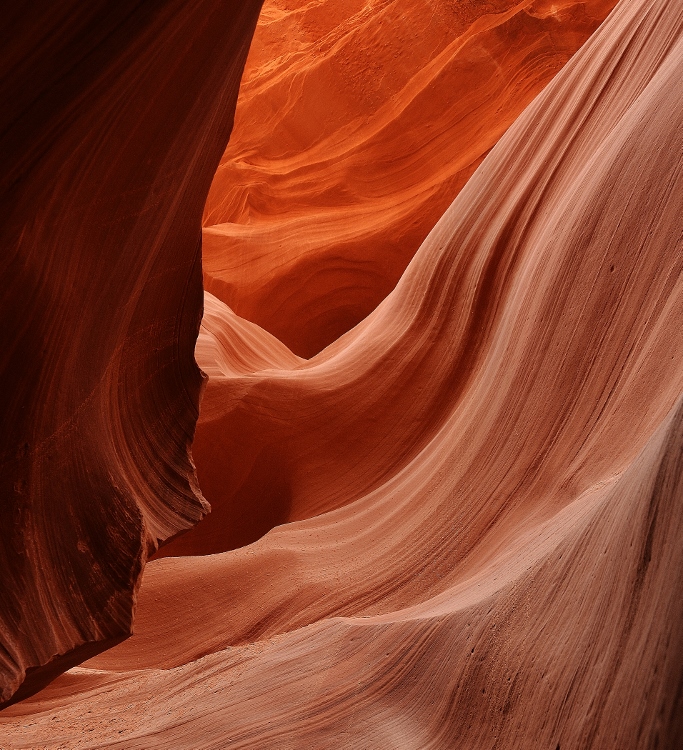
[{"left": 0, "top": 0, "right": 262, "bottom": 706}]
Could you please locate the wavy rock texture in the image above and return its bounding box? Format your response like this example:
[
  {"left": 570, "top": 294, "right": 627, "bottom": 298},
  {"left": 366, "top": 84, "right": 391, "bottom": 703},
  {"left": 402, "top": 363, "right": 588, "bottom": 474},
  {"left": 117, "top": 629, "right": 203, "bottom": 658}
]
[
  {"left": 2, "top": 0, "right": 682, "bottom": 745},
  {"left": 202, "top": 0, "right": 619, "bottom": 358},
  {"left": 0, "top": 0, "right": 262, "bottom": 707},
  {"left": 159, "top": 0, "right": 682, "bottom": 560}
]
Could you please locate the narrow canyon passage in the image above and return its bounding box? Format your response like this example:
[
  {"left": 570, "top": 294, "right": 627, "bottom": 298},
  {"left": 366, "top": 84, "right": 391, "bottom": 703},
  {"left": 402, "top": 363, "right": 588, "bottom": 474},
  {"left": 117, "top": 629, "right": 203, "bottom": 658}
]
[
  {"left": 161, "top": 0, "right": 622, "bottom": 558},
  {"left": 1, "top": 0, "right": 682, "bottom": 747},
  {"left": 201, "top": 0, "right": 620, "bottom": 359}
]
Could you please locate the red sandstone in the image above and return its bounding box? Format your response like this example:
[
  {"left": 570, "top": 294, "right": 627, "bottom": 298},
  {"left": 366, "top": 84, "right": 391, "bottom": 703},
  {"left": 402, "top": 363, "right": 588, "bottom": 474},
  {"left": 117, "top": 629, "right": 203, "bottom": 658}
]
[{"left": 1, "top": 0, "right": 682, "bottom": 747}]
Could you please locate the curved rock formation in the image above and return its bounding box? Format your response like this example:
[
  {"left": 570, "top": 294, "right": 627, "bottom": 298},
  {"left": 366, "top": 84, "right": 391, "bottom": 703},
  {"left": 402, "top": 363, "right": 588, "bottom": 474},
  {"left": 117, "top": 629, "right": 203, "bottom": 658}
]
[
  {"left": 6, "top": 392, "right": 683, "bottom": 748},
  {"left": 202, "top": 0, "right": 618, "bottom": 357},
  {"left": 1, "top": 0, "right": 681, "bottom": 745},
  {"left": 0, "top": 0, "right": 262, "bottom": 707},
  {"left": 159, "top": 0, "right": 683, "bottom": 559}
]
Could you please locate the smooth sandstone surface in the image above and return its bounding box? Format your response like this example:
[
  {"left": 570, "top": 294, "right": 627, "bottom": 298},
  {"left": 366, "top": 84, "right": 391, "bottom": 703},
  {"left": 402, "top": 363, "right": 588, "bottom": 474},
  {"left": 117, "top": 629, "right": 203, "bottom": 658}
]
[
  {"left": 1, "top": 0, "right": 682, "bottom": 746},
  {"left": 202, "top": 0, "right": 619, "bottom": 358},
  {"left": 159, "top": 0, "right": 680, "bottom": 559},
  {"left": 0, "top": 0, "right": 262, "bottom": 707}
]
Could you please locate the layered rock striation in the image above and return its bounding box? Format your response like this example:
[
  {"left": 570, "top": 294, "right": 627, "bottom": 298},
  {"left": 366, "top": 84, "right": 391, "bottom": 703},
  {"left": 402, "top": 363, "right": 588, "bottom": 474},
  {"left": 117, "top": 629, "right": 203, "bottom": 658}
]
[
  {"left": 202, "top": 0, "right": 619, "bottom": 357},
  {"left": 1, "top": 0, "right": 681, "bottom": 746},
  {"left": 0, "top": 0, "right": 262, "bottom": 707}
]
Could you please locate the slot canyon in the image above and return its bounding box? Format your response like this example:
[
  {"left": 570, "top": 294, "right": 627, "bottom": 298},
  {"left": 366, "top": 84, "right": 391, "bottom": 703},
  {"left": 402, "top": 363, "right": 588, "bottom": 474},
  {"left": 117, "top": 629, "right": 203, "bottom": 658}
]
[{"left": 1, "top": 0, "right": 682, "bottom": 747}]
